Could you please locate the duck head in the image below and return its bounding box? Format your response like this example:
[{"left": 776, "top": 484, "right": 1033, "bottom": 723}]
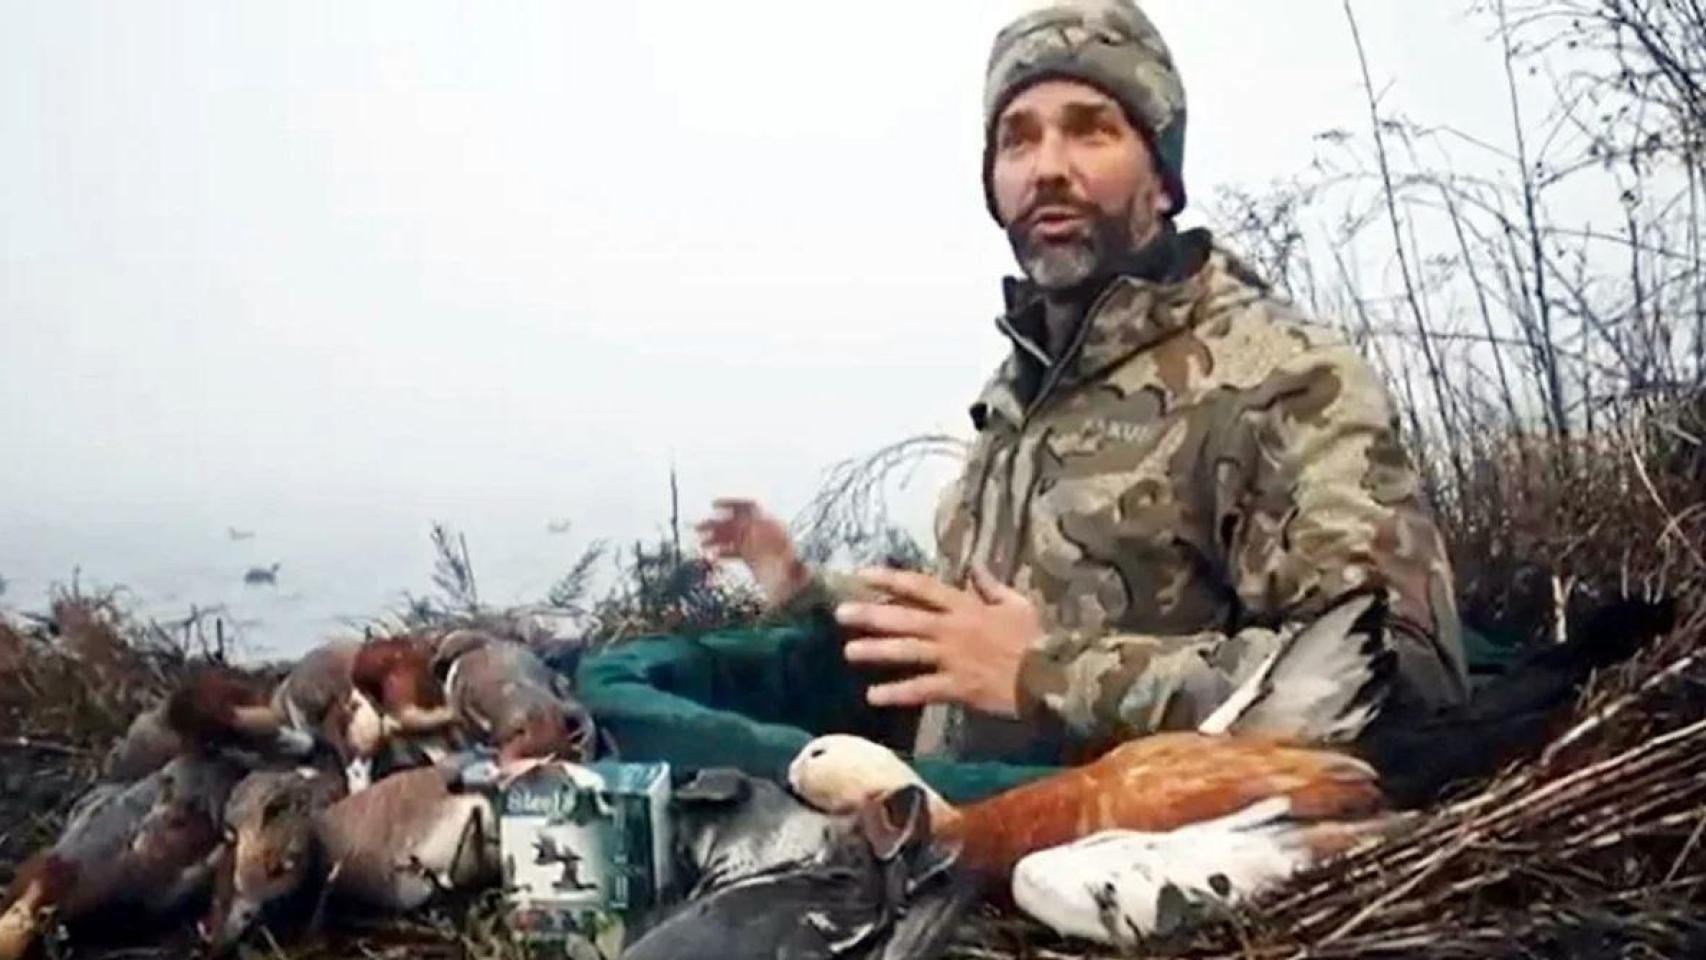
[
  {"left": 788, "top": 735, "right": 954, "bottom": 824},
  {"left": 205, "top": 769, "right": 340, "bottom": 951},
  {"left": 351, "top": 637, "right": 458, "bottom": 735},
  {"left": 497, "top": 705, "right": 594, "bottom": 768}
]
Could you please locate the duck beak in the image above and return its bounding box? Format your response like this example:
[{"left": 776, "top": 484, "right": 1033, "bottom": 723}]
[
  {"left": 0, "top": 898, "right": 42, "bottom": 960},
  {"left": 210, "top": 896, "right": 263, "bottom": 952}
]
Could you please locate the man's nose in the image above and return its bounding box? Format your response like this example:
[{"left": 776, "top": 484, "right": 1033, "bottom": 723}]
[{"left": 1029, "top": 127, "right": 1074, "bottom": 188}]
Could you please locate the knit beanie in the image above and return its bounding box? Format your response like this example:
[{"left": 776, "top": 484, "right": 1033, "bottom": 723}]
[{"left": 982, "top": 0, "right": 1188, "bottom": 220}]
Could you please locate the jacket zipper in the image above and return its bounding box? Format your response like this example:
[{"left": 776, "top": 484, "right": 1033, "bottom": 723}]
[{"left": 988, "top": 281, "right": 1124, "bottom": 583}]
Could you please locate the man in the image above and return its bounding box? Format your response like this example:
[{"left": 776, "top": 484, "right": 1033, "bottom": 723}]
[{"left": 698, "top": 0, "right": 1467, "bottom": 764}]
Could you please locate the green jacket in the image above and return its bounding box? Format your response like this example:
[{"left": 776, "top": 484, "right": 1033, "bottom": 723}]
[{"left": 888, "top": 228, "right": 1468, "bottom": 761}]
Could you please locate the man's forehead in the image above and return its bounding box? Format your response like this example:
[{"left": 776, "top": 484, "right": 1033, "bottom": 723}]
[{"left": 997, "top": 80, "right": 1121, "bottom": 123}]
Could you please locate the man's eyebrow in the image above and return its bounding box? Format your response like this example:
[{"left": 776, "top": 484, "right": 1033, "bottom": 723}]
[{"left": 1060, "top": 100, "right": 1123, "bottom": 123}]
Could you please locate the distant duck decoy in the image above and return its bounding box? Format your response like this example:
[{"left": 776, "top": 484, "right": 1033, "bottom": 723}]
[
  {"left": 0, "top": 755, "right": 240, "bottom": 960},
  {"left": 226, "top": 528, "right": 255, "bottom": 542},
  {"left": 433, "top": 630, "right": 597, "bottom": 768},
  {"left": 242, "top": 563, "right": 280, "bottom": 586}
]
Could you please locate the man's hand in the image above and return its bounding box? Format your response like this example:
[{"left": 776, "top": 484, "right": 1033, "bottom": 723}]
[
  {"left": 836, "top": 566, "right": 1042, "bottom": 718},
  {"left": 694, "top": 498, "right": 810, "bottom": 608}
]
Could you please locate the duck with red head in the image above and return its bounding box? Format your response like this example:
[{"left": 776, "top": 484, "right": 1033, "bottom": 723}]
[
  {"left": 270, "top": 641, "right": 391, "bottom": 793},
  {"left": 350, "top": 636, "right": 458, "bottom": 736},
  {"left": 0, "top": 755, "right": 239, "bottom": 960},
  {"left": 433, "top": 631, "right": 594, "bottom": 768},
  {"left": 104, "top": 667, "right": 313, "bottom": 783}
]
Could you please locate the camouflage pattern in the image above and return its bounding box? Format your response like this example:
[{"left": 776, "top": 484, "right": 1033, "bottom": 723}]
[
  {"left": 924, "top": 229, "right": 1468, "bottom": 761},
  {"left": 982, "top": 0, "right": 1189, "bottom": 216}
]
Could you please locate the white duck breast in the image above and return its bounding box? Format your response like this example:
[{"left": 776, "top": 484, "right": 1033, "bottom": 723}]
[{"left": 1010, "top": 798, "right": 1317, "bottom": 947}]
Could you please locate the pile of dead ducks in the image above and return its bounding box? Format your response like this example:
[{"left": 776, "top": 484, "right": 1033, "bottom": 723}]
[
  {"left": 0, "top": 628, "right": 596, "bottom": 959},
  {"left": 0, "top": 627, "right": 978, "bottom": 960},
  {"left": 2, "top": 592, "right": 1678, "bottom": 958}
]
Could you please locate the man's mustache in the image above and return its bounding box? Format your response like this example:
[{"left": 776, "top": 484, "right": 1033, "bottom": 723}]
[{"left": 1011, "top": 189, "right": 1099, "bottom": 232}]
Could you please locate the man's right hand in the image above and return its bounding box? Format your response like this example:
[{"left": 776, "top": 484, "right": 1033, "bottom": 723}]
[{"left": 695, "top": 498, "right": 811, "bottom": 608}]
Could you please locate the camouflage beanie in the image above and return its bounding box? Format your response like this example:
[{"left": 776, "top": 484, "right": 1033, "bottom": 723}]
[{"left": 982, "top": 0, "right": 1188, "bottom": 220}]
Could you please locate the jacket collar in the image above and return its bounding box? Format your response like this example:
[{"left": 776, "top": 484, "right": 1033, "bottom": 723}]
[{"left": 970, "top": 226, "right": 1218, "bottom": 429}]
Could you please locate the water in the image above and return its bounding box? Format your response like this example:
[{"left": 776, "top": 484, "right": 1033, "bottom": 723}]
[{"left": 0, "top": 495, "right": 634, "bottom": 663}]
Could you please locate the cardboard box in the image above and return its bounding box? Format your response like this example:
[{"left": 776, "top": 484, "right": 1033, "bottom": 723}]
[{"left": 497, "top": 761, "right": 673, "bottom": 949}]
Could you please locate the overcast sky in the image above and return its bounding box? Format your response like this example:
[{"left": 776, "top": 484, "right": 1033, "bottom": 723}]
[{"left": 0, "top": 1, "right": 1528, "bottom": 568}]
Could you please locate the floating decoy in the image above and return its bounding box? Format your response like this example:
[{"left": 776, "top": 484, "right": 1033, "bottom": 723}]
[{"left": 242, "top": 564, "right": 280, "bottom": 587}]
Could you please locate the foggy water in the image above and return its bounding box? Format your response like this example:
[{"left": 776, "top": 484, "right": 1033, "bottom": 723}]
[
  {"left": 0, "top": 474, "right": 948, "bottom": 664},
  {"left": 0, "top": 495, "right": 649, "bottom": 663}
]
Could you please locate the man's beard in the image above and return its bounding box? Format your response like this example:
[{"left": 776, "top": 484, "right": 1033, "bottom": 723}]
[{"left": 1007, "top": 199, "right": 1139, "bottom": 292}]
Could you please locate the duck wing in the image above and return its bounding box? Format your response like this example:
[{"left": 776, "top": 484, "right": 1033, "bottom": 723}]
[
  {"left": 1197, "top": 590, "right": 1392, "bottom": 743},
  {"left": 673, "top": 770, "right": 847, "bottom": 896},
  {"left": 1360, "top": 596, "right": 1676, "bottom": 807}
]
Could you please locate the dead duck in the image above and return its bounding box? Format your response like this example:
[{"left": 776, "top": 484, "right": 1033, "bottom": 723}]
[
  {"left": 202, "top": 763, "right": 349, "bottom": 950},
  {"left": 1001, "top": 597, "right": 1679, "bottom": 947},
  {"left": 792, "top": 594, "right": 1675, "bottom": 946},
  {"left": 270, "top": 640, "right": 393, "bottom": 792},
  {"left": 790, "top": 731, "right": 1386, "bottom": 880},
  {"left": 789, "top": 593, "right": 1398, "bottom": 877},
  {"left": 0, "top": 755, "right": 239, "bottom": 960},
  {"left": 668, "top": 768, "right": 849, "bottom": 897},
  {"left": 104, "top": 666, "right": 313, "bottom": 783},
  {"left": 205, "top": 755, "right": 497, "bottom": 951},
  {"left": 433, "top": 630, "right": 595, "bottom": 767},
  {"left": 349, "top": 635, "right": 459, "bottom": 737},
  {"left": 1009, "top": 796, "right": 1408, "bottom": 946},
  {"left": 624, "top": 785, "right": 976, "bottom": 960}
]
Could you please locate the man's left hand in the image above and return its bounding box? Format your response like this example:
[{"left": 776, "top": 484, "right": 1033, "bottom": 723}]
[{"left": 836, "top": 566, "right": 1042, "bottom": 717}]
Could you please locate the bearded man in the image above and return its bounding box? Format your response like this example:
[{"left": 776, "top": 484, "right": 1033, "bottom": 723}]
[{"left": 695, "top": 0, "right": 1468, "bottom": 765}]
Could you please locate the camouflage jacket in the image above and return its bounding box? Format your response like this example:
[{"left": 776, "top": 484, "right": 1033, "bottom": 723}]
[{"left": 917, "top": 227, "right": 1468, "bottom": 762}]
